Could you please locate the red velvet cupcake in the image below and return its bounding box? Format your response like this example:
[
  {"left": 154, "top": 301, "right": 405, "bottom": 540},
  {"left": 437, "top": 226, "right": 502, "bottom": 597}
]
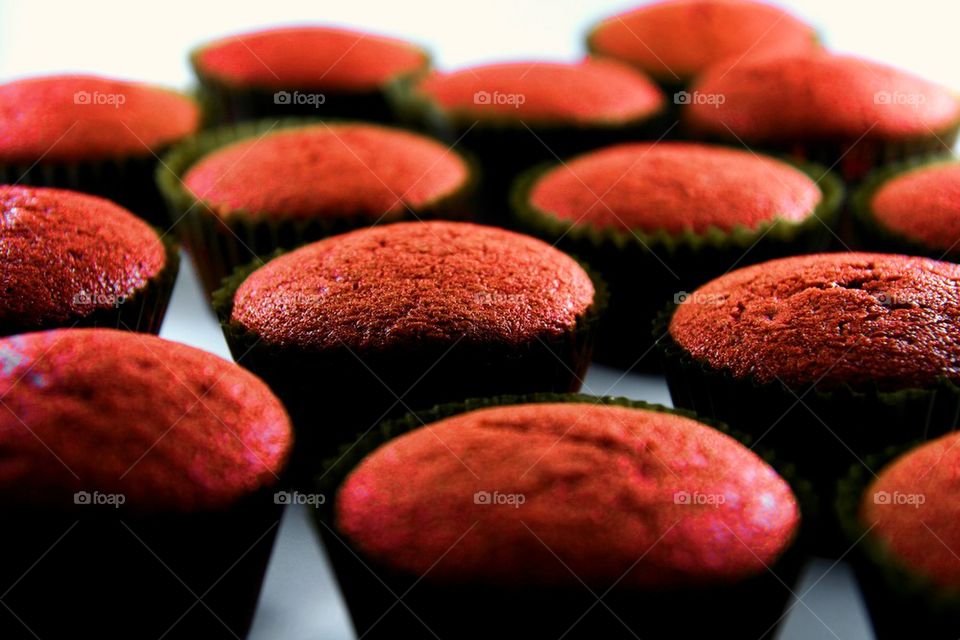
[
  {"left": 159, "top": 120, "right": 475, "bottom": 294},
  {"left": 513, "top": 141, "right": 841, "bottom": 368},
  {"left": 0, "top": 74, "right": 200, "bottom": 223},
  {"left": 191, "top": 25, "right": 430, "bottom": 124},
  {"left": 0, "top": 185, "right": 178, "bottom": 336},
  {"left": 316, "top": 396, "right": 803, "bottom": 639},
  {"left": 588, "top": 0, "right": 818, "bottom": 91},
  {"left": 0, "top": 328, "right": 292, "bottom": 639},
  {"left": 684, "top": 53, "right": 960, "bottom": 181},
  {"left": 400, "top": 59, "right": 666, "bottom": 218},
  {"left": 213, "top": 221, "right": 602, "bottom": 475}
]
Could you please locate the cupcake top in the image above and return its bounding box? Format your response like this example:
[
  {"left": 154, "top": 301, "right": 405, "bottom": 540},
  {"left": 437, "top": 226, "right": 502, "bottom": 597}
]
[
  {"left": 336, "top": 402, "right": 799, "bottom": 588},
  {"left": 869, "top": 161, "right": 960, "bottom": 253},
  {"left": 861, "top": 432, "right": 960, "bottom": 589},
  {"left": 669, "top": 253, "right": 960, "bottom": 389},
  {"left": 526, "top": 142, "right": 821, "bottom": 234},
  {"left": 1, "top": 186, "right": 167, "bottom": 332},
  {"left": 193, "top": 26, "right": 429, "bottom": 91},
  {"left": 0, "top": 75, "right": 200, "bottom": 164},
  {"left": 231, "top": 221, "right": 595, "bottom": 350},
  {"left": 415, "top": 59, "right": 664, "bottom": 126},
  {"left": 685, "top": 53, "right": 960, "bottom": 143},
  {"left": 588, "top": 0, "right": 817, "bottom": 83},
  {"left": 182, "top": 123, "right": 470, "bottom": 220},
  {"left": 0, "top": 329, "right": 292, "bottom": 512}
]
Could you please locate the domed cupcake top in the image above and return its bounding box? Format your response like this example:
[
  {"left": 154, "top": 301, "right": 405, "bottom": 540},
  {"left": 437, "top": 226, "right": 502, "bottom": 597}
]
[
  {"left": 336, "top": 402, "right": 799, "bottom": 587},
  {"left": 589, "top": 0, "right": 817, "bottom": 83},
  {"left": 0, "top": 329, "right": 292, "bottom": 512},
  {"left": 861, "top": 432, "right": 960, "bottom": 589},
  {"left": 415, "top": 59, "right": 664, "bottom": 125},
  {"left": 193, "top": 26, "right": 429, "bottom": 91},
  {"left": 231, "top": 221, "right": 596, "bottom": 350},
  {"left": 182, "top": 123, "right": 470, "bottom": 220},
  {"left": 527, "top": 142, "right": 821, "bottom": 234},
  {"left": 870, "top": 161, "right": 960, "bottom": 253},
  {"left": 0, "top": 75, "right": 200, "bottom": 163},
  {"left": 0, "top": 186, "right": 167, "bottom": 331},
  {"left": 669, "top": 252, "right": 960, "bottom": 389},
  {"left": 685, "top": 54, "right": 960, "bottom": 142}
]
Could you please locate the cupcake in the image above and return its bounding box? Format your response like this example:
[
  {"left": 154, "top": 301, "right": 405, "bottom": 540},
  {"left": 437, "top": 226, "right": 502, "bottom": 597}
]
[
  {"left": 191, "top": 25, "right": 430, "bottom": 124},
  {"left": 400, "top": 59, "right": 666, "bottom": 219},
  {"left": 854, "top": 156, "right": 960, "bottom": 260},
  {"left": 214, "top": 221, "right": 602, "bottom": 475},
  {"left": 0, "top": 328, "right": 292, "bottom": 639},
  {"left": 660, "top": 252, "right": 960, "bottom": 499},
  {"left": 159, "top": 119, "right": 475, "bottom": 294},
  {"left": 512, "top": 142, "right": 842, "bottom": 369},
  {"left": 0, "top": 185, "right": 179, "bottom": 336},
  {"left": 684, "top": 53, "right": 960, "bottom": 182},
  {"left": 315, "top": 395, "right": 804, "bottom": 639},
  {"left": 587, "top": 0, "right": 819, "bottom": 93},
  {"left": 838, "top": 434, "right": 960, "bottom": 639},
  {"left": 0, "top": 74, "right": 200, "bottom": 224}
]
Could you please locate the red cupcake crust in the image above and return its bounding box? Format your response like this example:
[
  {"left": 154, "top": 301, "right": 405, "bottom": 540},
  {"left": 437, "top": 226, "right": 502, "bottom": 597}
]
[
  {"left": 0, "top": 329, "right": 292, "bottom": 511},
  {"left": 194, "top": 26, "right": 428, "bottom": 91},
  {"left": 871, "top": 162, "right": 960, "bottom": 252},
  {"left": 590, "top": 0, "right": 817, "bottom": 82},
  {"left": 528, "top": 142, "right": 821, "bottom": 234},
  {"left": 336, "top": 402, "right": 799, "bottom": 588},
  {"left": 0, "top": 75, "right": 200, "bottom": 164},
  {"left": 669, "top": 252, "right": 960, "bottom": 389},
  {"left": 1, "top": 186, "right": 167, "bottom": 328},
  {"left": 231, "top": 221, "right": 595, "bottom": 350},
  {"left": 861, "top": 432, "right": 960, "bottom": 589},
  {"left": 685, "top": 54, "right": 960, "bottom": 142},
  {"left": 416, "top": 59, "right": 664, "bottom": 125},
  {"left": 183, "top": 123, "right": 469, "bottom": 220}
]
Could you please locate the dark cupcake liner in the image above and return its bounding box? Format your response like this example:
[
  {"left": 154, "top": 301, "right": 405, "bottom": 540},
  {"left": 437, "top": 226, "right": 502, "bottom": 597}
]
[
  {"left": 0, "top": 486, "right": 284, "bottom": 640},
  {"left": 0, "top": 234, "right": 180, "bottom": 337},
  {"left": 512, "top": 157, "right": 844, "bottom": 371},
  {"left": 211, "top": 254, "right": 606, "bottom": 482},
  {"left": 851, "top": 153, "right": 960, "bottom": 261},
  {"left": 656, "top": 303, "right": 960, "bottom": 553},
  {"left": 311, "top": 393, "right": 814, "bottom": 640},
  {"left": 837, "top": 446, "right": 960, "bottom": 639},
  {"left": 157, "top": 117, "right": 479, "bottom": 295}
]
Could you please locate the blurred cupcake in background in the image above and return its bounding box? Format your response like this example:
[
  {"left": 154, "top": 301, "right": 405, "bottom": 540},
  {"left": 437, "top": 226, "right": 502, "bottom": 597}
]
[
  {"left": 191, "top": 25, "right": 430, "bottom": 125},
  {"left": 0, "top": 74, "right": 200, "bottom": 225}
]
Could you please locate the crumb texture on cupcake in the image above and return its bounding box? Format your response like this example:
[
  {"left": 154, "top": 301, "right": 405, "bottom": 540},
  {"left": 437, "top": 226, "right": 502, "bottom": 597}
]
[
  {"left": 231, "top": 221, "right": 595, "bottom": 349},
  {"left": 0, "top": 186, "right": 166, "bottom": 328},
  {"left": 183, "top": 123, "right": 469, "bottom": 219},
  {"left": 416, "top": 59, "right": 664, "bottom": 124},
  {"left": 669, "top": 253, "right": 960, "bottom": 389},
  {"left": 871, "top": 162, "right": 960, "bottom": 252},
  {"left": 194, "top": 26, "right": 427, "bottom": 91},
  {"left": 528, "top": 142, "right": 821, "bottom": 233},
  {"left": 590, "top": 0, "right": 816, "bottom": 82},
  {"left": 0, "top": 329, "right": 292, "bottom": 511},
  {"left": 336, "top": 402, "right": 799, "bottom": 587},
  {"left": 861, "top": 432, "right": 960, "bottom": 589},
  {"left": 0, "top": 75, "right": 199, "bottom": 163}
]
